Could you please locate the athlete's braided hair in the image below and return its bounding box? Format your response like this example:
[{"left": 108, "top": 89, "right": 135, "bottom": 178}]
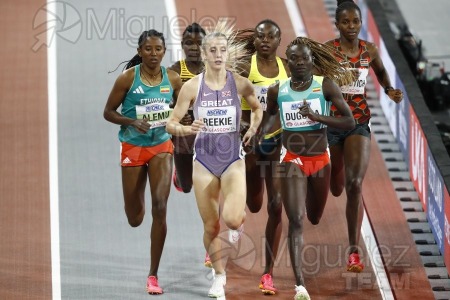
[
  {"left": 234, "top": 28, "right": 258, "bottom": 56},
  {"left": 201, "top": 18, "right": 251, "bottom": 73},
  {"left": 234, "top": 19, "right": 282, "bottom": 56},
  {"left": 335, "top": 0, "right": 361, "bottom": 22},
  {"left": 286, "top": 37, "right": 355, "bottom": 86}
]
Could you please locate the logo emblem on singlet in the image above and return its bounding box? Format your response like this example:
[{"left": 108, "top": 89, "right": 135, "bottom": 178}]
[
  {"left": 252, "top": 80, "right": 264, "bottom": 84},
  {"left": 133, "top": 86, "right": 145, "bottom": 94}
]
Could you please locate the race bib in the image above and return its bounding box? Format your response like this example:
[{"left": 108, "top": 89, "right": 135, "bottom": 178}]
[
  {"left": 136, "top": 103, "right": 172, "bottom": 128},
  {"left": 281, "top": 99, "right": 322, "bottom": 129},
  {"left": 254, "top": 85, "right": 269, "bottom": 111},
  {"left": 198, "top": 106, "right": 237, "bottom": 133},
  {"left": 340, "top": 68, "right": 369, "bottom": 94}
]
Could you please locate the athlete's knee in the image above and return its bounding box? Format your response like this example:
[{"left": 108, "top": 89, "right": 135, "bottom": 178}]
[
  {"left": 330, "top": 183, "right": 344, "bottom": 197},
  {"left": 223, "top": 210, "right": 244, "bottom": 230},
  {"left": 288, "top": 214, "right": 305, "bottom": 230},
  {"left": 224, "top": 217, "right": 243, "bottom": 230},
  {"left": 181, "top": 185, "right": 192, "bottom": 193},
  {"left": 330, "top": 172, "right": 345, "bottom": 197},
  {"left": 246, "top": 196, "right": 263, "bottom": 213},
  {"left": 245, "top": 180, "right": 264, "bottom": 213},
  {"left": 346, "top": 176, "right": 363, "bottom": 195},
  {"left": 307, "top": 214, "right": 321, "bottom": 225},
  {"left": 221, "top": 207, "right": 244, "bottom": 229},
  {"left": 124, "top": 205, "right": 145, "bottom": 227},
  {"left": 204, "top": 221, "right": 220, "bottom": 238},
  {"left": 127, "top": 214, "right": 144, "bottom": 227},
  {"left": 267, "top": 195, "right": 282, "bottom": 217},
  {"left": 151, "top": 199, "right": 168, "bottom": 220},
  {"left": 179, "top": 177, "right": 193, "bottom": 193}
]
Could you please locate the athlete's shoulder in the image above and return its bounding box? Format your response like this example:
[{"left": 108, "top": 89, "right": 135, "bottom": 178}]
[
  {"left": 362, "top": 40, "right": 377, "bottom": 50},
  {"left": 277, "top": 78, "right": 290, "bottom": 91},
  {"left": 324, "top": 39, "right": 338, "bottom": 47},
  {"left": 277, "top": 56, "right": 288, "bottom": 63},
  {"left": 361, "top": 40, "right": 379, "bottom": 58},
  {"left": 232, "top": 72, "right": 247, "bottom": 82},
  {"left": 166, "top": 68, "right": 183, "bottom": 91},
  {"left": 167, "top": 68, "right": 181, "bottom": 80},
  {"left": 167, "top": 61, "right": 182, "bottom": 74},
  {"left": 183, "top": 73, "right": 201, "bottom": 88},
  {"left": 122, "top": 65, "right": 135, "bottom": 76},
  {"left": 117, "top": 66, "right": 135, "bottom": 86},
  {"left": 235, "top": 71, "right": 256, "bottom": 86}
]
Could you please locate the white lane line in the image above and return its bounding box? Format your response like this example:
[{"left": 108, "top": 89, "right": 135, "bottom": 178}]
[
  {"left": 47, "top": 0, "right": 61, "bottom": 299},
  {"left": 361, "top": 209, "right": 395, "bottom": 300},
  {"left": 164, "top": 0, "right": 182, "bottom": 63},
  {"left": 283, "top": 0, "right": 308, "bottom": 37}
]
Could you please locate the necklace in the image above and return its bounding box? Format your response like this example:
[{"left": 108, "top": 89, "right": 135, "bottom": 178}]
[
  {"left": 291, "top": 76, "right": 313, "bottom": 89},
  {"left": 141, "top": 64, "right": 162, "bottom": 85}
]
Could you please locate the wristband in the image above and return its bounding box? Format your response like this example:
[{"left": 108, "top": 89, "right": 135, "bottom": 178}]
[{"left": 384, "top": 86, "right": 394, "bottom": 95}]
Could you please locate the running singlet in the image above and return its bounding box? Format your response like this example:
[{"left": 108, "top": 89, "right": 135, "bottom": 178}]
[
  {"left": 119, "top": 65, "right": 173, "bottom": 146},
  {"left": 330, "top": 39, "right": 371, "bottom": 124},
  {"left": 241, "top": 54, "right": 288, "bottom": 111},
  {"left": 179, "top": 59, "right": 196, "bottom": 82},
  {"left": 193, "top": 71, "right": 244, "bottom": 177},
  {"left": 173, "top": 60, "right": 197, "bottom": 154},
  {"left": 278, "top": 76, "right": 330, "bottom": 132}
]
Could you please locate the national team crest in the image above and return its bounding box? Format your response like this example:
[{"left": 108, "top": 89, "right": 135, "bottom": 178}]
[
  {"left": 160, "top": 86, "right": 170, "bottom": 93},
  {"left": 222, "top": 90, "right": 231, "bottom": 97}
]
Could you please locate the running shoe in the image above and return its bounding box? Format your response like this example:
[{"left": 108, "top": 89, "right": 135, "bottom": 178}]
[
  {"left": 347, "top": 253, "right": 364, "bottom": 273},
  {"left": 208, "top": 273, "right": 226, "bottom": 298},
  {"left": 204, "top": 252, "right": 213, "bottom": 268},
  {"left": 146, "top": 276, "right": 163, "bottom": 294},
  {"left": 172, "top": 168, "right": 183, "bottom": 192},
  {"left": 294, "top": 285, "right": 310, "bottom": 300},
  {"left": 228, "top": 223, "right": 244, "bottom": 243},
  {"left": 259, "top": 273, "right": 277, "bottom": 295}
]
